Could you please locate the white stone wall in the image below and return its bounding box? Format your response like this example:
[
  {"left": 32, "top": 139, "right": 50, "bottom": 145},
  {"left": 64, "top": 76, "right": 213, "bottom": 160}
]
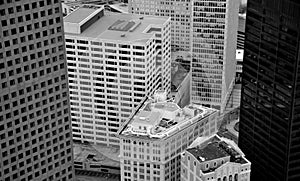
[
  {"left": 66, "top": 37, "right": 162, "bottom": 146},
  {"left": 120, "top": 109, "right": 219, "bottom": 181}
]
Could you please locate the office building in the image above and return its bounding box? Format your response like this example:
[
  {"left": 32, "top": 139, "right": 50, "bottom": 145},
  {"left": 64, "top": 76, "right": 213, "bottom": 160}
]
[
  {"left": 128, "top": 0, "right": 192, "bottom": 50},
  {"left": 0, "top": 0, "right": 74, "bottom": 180},
  {"left": 191, "top": 0, "right": 239, "bottom": 112},
  {"left": 129, "top": 0, "right": 239, "bottom": 112},
  {"left": 239, "top": 0, "right": 300, "bottom": 180},
  {"left": 118, "top": 91, "right": 219, "bottom": 181},
  {"left": 181, "top": 134, "right": 251, "bottom": 181},
  {"left": 64, "top": 5, "right": 171, "bottom": 146}
]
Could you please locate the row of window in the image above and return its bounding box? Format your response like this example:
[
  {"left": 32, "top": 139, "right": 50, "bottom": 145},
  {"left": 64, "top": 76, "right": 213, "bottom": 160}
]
[
  {"left": 0, "top": 0, "right": 59, "bottom": 9},
  {"left": 66, "top": 39, "right": 146, "bottom": 50}
]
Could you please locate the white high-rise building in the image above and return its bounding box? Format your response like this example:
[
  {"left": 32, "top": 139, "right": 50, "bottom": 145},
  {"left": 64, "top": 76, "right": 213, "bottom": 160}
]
[
  {"left": 118, "top": 91, "right": 219, "bottom": 181},
  {"left": 128, "top": 0, "right": 239, "bottom": 112},
  {"left": 64, "top": 5, "right": 171, "bottom": 147}
]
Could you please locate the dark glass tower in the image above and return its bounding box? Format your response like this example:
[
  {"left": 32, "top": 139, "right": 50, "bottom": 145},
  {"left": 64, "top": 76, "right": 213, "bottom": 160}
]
[{"left": 239, "top": 0, "right": 300, "bottom": 181}]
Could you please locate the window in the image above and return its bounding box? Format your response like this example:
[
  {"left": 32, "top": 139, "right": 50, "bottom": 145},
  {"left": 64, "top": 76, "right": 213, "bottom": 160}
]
[
  {"left": 1, "top": 20, "right": 7, "bottom": 26},
  {"left": 8, "top": 7, "right": 14, "bottom": 14},
  {"left": 39, "top": 1, "right": 45, "bottom": 7}
]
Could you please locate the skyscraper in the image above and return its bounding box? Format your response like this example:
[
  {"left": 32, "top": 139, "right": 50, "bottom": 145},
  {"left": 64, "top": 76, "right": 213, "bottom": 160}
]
[
  {"left": 239, "top": 0, "right": 300, "bottom": 180},
  {"left": 191, "top": 0, "right": 239, "bottom": 112},
  {"left": 0, "top": 0, "right": 74, "bottom": 180},
  {"left": 64, "top": 5, "right": 171, "bottom": 146},
  {"left": 129, "top": 0, "right": 239, "bottom": 112}
]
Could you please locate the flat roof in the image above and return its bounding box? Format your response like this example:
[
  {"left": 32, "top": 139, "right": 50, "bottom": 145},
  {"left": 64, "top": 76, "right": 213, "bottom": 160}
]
[
  {"left": 187, "top": 135, "right": 249, "bottom": 164},
  {"left": 109, "top": 3, "right": 129, "bottom": 13},
  {"left": 171, "top": 50, "right": 191, "bottom": 60},
  {"left": 131, "top": 110, "right": 162, "bottom": 127},
  {"left": 64, "top": 6, "right": 99, "bottom": 24},
  {"left": 73, "top": 143, "right": 120, "bottom": 167},
  {"left": 187, "top": 137, "right": 229, "bottom": 162},
  {"left": 119, "top": 97, "right": 217, "bottom": 139},
  {"left": 64, "top": 7, "right": 169, "bottom": 43}
]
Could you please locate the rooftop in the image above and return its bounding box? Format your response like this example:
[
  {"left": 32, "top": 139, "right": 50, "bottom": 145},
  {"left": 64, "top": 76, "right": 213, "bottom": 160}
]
[
  {"left": 187, "top": 137, "right": 229, "bottom": 163},
  {"left": 64, "top": 5, "right": 99, "bottom": 23},
  {"left": 73, "top": 143, "right": 120, "bottom": 168},
  {"left": 171, "top": 50, "right": 191, "bottom": 61},
  {"left": 187, "top": 135, "right": 248, "bottom": 164},
  {"left": 64, "top": 5, "right": 169, "bottom": 43},
  {"left": 119, "top": 91, "right": 217, "bottom": 139},
  {"left": 171, "top": 50, "right": 191, "bottom": 71},
  {"left": 108, "top": 3, "right": 129, "bottom": 13}
]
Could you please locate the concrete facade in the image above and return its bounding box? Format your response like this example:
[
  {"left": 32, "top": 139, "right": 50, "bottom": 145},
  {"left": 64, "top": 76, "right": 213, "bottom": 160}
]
[
  {"left": 64, "top": 5, "right": 171, "bottom": 146},
  {"left": 118, "top": 91, "right": 219, "bottom": 181},
  {"left": 0, "top": 0, "right": 74, "bottom": 180},
  {"left": 181, "top": 135, "right": 251, "bottom": 181}
]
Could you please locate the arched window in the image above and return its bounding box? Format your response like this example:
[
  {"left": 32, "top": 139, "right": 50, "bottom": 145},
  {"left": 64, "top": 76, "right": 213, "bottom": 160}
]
[
  {"left": 229, "top": 175, "right": 232, "bottom": 181},
  {"left": 205, "top": 163, "right": 209, "bottom": 169},
  {"left": 234, "top": 174, "right": 238, "bottom": 181},
  {"left": 223, "top": 176, "right": 227, "bottom": 181}
]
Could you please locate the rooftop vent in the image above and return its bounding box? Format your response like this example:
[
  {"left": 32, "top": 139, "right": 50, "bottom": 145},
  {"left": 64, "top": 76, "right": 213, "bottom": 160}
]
[
  {"left": 153, "top": 90, "right": 167, "bottom": 102},
  {"left": 82, "top": 5, "right": 102, "bottom": 10},
  {"left": 109, "top": 20, "right": 135, "bottom": 32},
  {"left": 198, "top": 156, "right": 205, "bottom": 162}
]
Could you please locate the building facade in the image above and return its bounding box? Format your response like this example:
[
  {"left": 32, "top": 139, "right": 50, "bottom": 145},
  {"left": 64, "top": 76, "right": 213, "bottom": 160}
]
[
  {"left": 239, "top": 0, "right": 300, "bottom": 181},
  {"left": 191, "top": 0, "right": 239, "bottom": 112},
  {"left": 235, "top": 50, "right": 243, "bottom": 84},
  {"left": 128, "top": 0, "right": 192, "bottom": 51},
  {"left": 129, "top": 0, "right": 239, "bottom": 113},
  {"left": 237, "top": 15, "right": 246, "bottom": 50},
  {"left": 0, "top": 0, "right": 74, "bottom": 180},
  {"left": 64, "top": 5, "right": 171, "bottom": 146},
  {"left": 181, "top": 134, "right": 251, "bottom": 181},
  {"left": 170, "top": 62, "right": 191, "bottom": 108},
  {"left": 118, "top": 91, "right": 219, "bottom": 181}
]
